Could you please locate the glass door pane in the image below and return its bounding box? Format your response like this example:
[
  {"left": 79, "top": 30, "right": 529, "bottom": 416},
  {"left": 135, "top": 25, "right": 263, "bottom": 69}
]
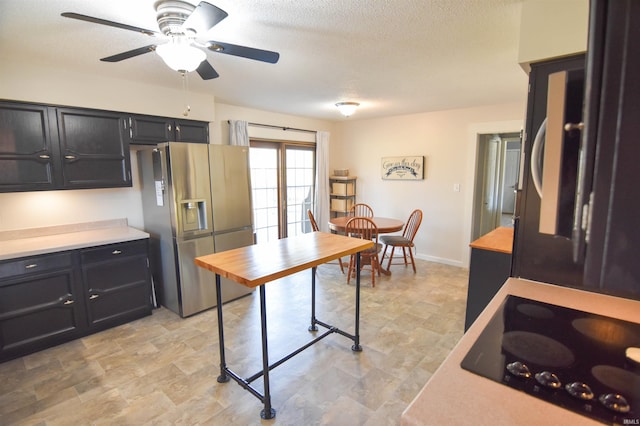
[
  {"left": 286, "top": 147, "right": 315, "bottom": 237},
  {"left": 249, "top": 142, "right": 315, "bottom": 242},
  {"left": 249, "top": 146, "right": 279, "bottom": 243}
]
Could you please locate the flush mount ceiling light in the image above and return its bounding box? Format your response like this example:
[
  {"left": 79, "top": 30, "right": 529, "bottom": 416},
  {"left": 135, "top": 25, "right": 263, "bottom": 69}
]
[
  {"left": 335, "top": 102, "right": 360, "bottom": 117},
  {"left": 155, "top": 36, "right": 206, "bottom": 72}
]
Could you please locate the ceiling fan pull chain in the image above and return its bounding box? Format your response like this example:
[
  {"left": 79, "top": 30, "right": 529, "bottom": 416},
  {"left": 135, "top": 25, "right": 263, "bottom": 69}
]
[{"left": 181, "top": 71, "right": 191, "bottom": 117}]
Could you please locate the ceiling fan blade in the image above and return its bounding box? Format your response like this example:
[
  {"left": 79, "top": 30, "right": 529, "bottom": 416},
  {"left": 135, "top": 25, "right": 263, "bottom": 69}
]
[
  {"left": 196, "top": 60, "right": 219, "bottom": 80},
  {"left": 61, "top": 12, "right": 160, "bottom": 37},
  {"left": 100, "top": 45, "right": 157, "bottom": 62},
  {"left": 206, "top": 41, "right": 280, "bottom": 64},
  {"left": 183, "top": 2, "right": 228, "bottom": 34}
]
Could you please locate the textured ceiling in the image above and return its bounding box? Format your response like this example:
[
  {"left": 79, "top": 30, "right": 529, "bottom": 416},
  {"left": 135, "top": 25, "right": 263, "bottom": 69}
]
[{"left": 0, "top": 0, "right": 528, "bottom": 120}]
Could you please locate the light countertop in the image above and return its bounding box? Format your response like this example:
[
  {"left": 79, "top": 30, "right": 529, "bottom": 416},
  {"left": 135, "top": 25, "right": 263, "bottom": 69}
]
[
  {"left": 401, "top": 277, "right": 640, "bottom": 425},
  {"left": 469, "top": 226, "right": 514, "bottom": 254},
  {"left": 0, "top": 219, "right": 149, "bottom": 261}
]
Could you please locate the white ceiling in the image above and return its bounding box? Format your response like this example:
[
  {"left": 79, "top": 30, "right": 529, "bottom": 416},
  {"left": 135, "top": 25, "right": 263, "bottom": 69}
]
[{"left": 0, "top": 0, "right": 528, "bottom": 120}]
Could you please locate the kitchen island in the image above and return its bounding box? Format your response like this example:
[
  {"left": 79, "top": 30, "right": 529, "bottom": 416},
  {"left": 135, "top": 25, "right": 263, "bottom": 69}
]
[{"left": 401, "top": 277, "right": 640, "bottom": 425}]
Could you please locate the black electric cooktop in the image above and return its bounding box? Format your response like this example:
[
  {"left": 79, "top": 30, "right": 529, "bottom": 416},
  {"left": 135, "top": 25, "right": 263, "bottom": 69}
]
[{"left": 461, "top": 295, "right": 640, "bottom": 425}]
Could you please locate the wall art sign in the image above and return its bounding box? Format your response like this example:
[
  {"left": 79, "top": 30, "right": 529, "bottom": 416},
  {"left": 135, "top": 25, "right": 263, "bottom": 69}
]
[{"left": 381, "top": 156, "right": 424, "bottom": 180}]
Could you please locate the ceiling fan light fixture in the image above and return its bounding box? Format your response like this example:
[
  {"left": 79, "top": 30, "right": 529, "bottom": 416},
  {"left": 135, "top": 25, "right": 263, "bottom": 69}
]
[
  {"left": 156, "top": 38, "right": 206, "bottom": 72},
  {"left": 335, "top": 102, "right": 360, "bottom": 117}
]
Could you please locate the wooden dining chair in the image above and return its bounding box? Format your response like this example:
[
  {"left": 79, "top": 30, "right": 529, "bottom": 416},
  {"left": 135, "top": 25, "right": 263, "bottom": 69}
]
[
  {"left": 307, "top": 209, "right": 345, "bottom": 273},
  {"left": 349, "top": 203, "right": 374, "bottom": 217},
  {"left": 380, "top": 209, "right": 422, "bottom": 272},
  {"left": 345, "top": 217, "right": 382, "bottom": 286}
]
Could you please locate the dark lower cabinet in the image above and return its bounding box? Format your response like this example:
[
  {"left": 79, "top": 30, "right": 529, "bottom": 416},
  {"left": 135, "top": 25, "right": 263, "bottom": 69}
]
[
  {"left": 0, "top": 252, "right": 85, "bottom": 362},
  {"left": 0, "top": 239, "right": 152, "bottom": 363},
  {"left": 80, "top": 240, "right": 152, "bottom": 330}
]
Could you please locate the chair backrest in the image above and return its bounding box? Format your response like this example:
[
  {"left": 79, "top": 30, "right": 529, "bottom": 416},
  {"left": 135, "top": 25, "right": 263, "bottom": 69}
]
[
  {"left": 307, "top": 209, "right": 319, "bottom": 232},
  {"left": 345, "top": 216, "right": 378, "bottom": 244},
  {"left": 402, "top": 209, "right": 423, "bottom": 242},
  {"left": 349, "top": 203, "right": 374, "bottom": 217}
]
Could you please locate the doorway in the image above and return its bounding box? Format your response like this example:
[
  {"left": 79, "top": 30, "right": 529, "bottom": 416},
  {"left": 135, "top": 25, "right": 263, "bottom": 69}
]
[
  {"left": 472, "top": 132, "right": 521, "bottom": 240},
  {"left": 249, "top": 140, "right": 316, "bottom": 243}
]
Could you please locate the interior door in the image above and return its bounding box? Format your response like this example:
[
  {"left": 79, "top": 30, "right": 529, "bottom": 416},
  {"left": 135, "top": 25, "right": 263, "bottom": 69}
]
[{"left": 478, "top": 137, "right": 501, "bottom": 236}]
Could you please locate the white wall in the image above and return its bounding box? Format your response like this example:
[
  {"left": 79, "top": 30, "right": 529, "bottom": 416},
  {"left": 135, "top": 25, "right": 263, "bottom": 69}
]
[{"left": 331, "top": 102, "right": 525, "bottom": 267}]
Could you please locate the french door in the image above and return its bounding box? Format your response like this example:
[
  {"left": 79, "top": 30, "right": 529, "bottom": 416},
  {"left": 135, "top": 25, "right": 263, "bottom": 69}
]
[{"left": 249, "top": 140, "right": 315, "bottom": 243}]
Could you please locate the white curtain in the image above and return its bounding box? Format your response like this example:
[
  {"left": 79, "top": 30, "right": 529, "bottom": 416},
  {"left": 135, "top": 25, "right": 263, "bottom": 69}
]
[
  {"left": 229, "top": 120, "right": 249, "bottom": 146},
  {"left": 315, "top": 131, "right": 331, "bottom": 232}
]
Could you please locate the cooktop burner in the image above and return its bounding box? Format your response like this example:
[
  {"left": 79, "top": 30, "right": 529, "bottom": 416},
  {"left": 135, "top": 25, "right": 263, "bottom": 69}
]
[{"left": 461, "top": 295, "right": 640, "bottom": 425}]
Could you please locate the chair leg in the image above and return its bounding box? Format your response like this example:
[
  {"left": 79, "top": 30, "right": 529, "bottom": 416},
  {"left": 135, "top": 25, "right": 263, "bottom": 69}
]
[
  {"left": 402, "top": 247, "right": 409, "bottom": 266},
  {"left": 347, "top": 254, "right": 354, "bottom": 284},
  {"left": 338, "top": 256, "right": 345, "bottom": 274},
  {"left": 386, "top": 246, "right": 396, "bottom": 270},
  {"left": 381, "top": 245, "right": 389, "bottom": 265},
  {"left": 408, "top": 246, "right": 417, "bottom": 273},
  {"left": 370, "top": 257, "right": 375, "bottom": 287}
]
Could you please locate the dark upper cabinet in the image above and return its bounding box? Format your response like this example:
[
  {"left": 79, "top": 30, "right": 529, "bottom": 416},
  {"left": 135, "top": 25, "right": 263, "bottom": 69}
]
[
  {"left": 56, "top": 108, "right": 131, "bottom": 189},
  {"left": 0, "top": 101, "right": 132, "bottom": 192},
  {"left": 0, "top": 102, "right": 59, "bottom": 191},
  {"left": 129, "top": 114, "right": 209, "bottom": 144},
  {"left": 579, "top": 0, "right": 640, "bottom": 298}
]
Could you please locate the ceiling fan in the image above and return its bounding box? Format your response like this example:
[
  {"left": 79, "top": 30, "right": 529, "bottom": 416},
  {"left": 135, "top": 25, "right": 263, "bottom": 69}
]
[{"left": 61, "top": 0, "right": 280, "bottom": 80}]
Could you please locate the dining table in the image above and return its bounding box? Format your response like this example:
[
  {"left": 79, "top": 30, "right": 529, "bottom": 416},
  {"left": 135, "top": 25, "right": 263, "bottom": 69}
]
[
  {"left": 328, "top": 216, "right": 404, "bottom": 234},
  {"left": 194, "top": 231, "right": 373, "bottom": 420},
  {"left": 328, "top": 216, "right": 404, "bottom": 275}
]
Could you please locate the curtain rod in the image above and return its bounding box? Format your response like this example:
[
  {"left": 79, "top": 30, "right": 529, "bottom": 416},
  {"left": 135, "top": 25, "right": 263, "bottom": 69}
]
[{"left": 227, "top": 120, "right": 317, "bottom": 134}]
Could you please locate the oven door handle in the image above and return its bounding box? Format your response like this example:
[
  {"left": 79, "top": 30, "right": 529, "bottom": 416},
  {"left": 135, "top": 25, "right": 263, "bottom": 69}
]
[{"left": 530, "top": 117, "right": 546, "bottom": 199}]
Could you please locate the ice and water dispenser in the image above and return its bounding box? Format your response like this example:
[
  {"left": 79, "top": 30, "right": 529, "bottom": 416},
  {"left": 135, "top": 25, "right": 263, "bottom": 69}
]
[{"left": 180, "top": 200, "right": 207, "bottom": 232}]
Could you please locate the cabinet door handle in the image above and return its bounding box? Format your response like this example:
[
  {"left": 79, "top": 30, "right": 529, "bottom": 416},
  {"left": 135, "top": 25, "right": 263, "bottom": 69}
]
[
  {"left": 167, "top": 124, "right": 172, "bottom": 132},
  {"left": 564, "top": 122, "right": 584, "bottom": 132},
  {"left": 63, "top": 299, "right": 75, "bottom": 305},
  {"left": 38, "top": 154, "right": 51, "bottom": 159},
  {"left": 89, "top": 294, "right": 99, "bottom": 300},
  {"left": 112, "top": 250, "right": 122, "bottom": 255},
  {"left": 176, "top": 125, "right": 180, "bottom": 133},
  {"left": 25, "top": 263, "right": 38, "bottom": 269},
  {"left": 64, "top": 154, "right": 77, "bottom": 160}
]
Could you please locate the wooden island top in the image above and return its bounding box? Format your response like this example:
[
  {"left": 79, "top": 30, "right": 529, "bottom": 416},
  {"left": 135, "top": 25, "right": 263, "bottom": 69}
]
[
  {"left": 469, "top": 226, "right": 514, "bottom": 254},
  {"left": 195, "top": 231, "right": 373, "bottom": 288}
]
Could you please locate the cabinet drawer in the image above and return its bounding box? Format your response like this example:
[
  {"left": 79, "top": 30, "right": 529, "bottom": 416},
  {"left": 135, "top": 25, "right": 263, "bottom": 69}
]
[
  {"left": 80, "top": 240, "right": 147, "bottom": 264},
  {"left": 0, "top": 252, "right": 73, "bottom": 280}
]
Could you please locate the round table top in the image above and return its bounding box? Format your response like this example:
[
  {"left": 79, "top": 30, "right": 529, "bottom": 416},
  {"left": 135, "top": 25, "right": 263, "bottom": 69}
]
[{"left": 328, "top": 216, "right": 404, "bottom": 233}]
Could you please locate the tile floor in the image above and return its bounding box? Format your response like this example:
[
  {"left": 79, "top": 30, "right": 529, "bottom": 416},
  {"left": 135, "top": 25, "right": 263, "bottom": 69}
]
[{"left": 0, "top": 258, "right": 469, "bottom": 425}]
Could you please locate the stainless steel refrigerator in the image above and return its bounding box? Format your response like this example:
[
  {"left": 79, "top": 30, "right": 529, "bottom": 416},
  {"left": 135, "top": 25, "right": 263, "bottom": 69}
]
[{"left": 138, "top": 142, "right": 254, "bottom": 318}]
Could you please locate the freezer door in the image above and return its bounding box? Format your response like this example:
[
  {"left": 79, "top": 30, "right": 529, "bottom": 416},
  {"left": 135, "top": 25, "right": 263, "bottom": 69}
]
[
  {"left": 209, "top": 145, "right": 253, "bottom": 232},
  {"left": 214, "top": 229, "right": 255, "bottom": 301},
  {"left": 166, "top": 143, "right": 213, "bottom": 238},
  {"left": 175, "top": 236, "right": 216, "bottom": 317}
]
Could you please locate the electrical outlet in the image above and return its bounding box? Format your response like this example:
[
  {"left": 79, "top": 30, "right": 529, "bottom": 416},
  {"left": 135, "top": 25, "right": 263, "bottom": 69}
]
[{"left": 453, "top": 183, "right": 461, "bottom": 192}]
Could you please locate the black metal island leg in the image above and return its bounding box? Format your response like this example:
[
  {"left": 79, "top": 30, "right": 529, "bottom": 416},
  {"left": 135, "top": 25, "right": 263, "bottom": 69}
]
[
  {"left": 215, "top": 274, "right": 230, "bottom": 383},
  {"left": 352, "top": 252, "right": 362, "bottom": 352},
  {"left": 259, "top": 285, "right": 276, "bottom": 419}
]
